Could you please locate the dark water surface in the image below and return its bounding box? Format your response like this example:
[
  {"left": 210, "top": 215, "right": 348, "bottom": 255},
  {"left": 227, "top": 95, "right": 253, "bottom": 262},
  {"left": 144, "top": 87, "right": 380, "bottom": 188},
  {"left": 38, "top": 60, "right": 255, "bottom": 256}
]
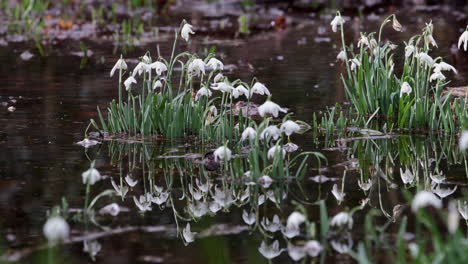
[{"left": 0, "top": 7, "right": 468, "bottom": 264}]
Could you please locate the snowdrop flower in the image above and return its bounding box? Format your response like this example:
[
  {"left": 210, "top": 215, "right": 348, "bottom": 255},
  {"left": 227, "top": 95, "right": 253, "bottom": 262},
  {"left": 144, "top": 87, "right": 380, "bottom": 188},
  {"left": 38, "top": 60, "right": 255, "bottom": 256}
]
[
  {"left": 76, "top": 138, "right": 99, "bottom": 148},
  {"left": 133, "top": 195, "right": 152, "bottom": 212},
  {"left": 330, "top": 13, "right": 345, "bottom": 33},
  {"left": 209, "top": 201, "right": 222, "bottom": 213},
  {"left": 181, "top": 23, "right": 195, "bottom": 42},
  {"left": 150, "top": 61, "right": 167, "bottom": 76},
  {"left": 282, "top": 224, "right": 300, "bottom": 238},
  {"left": 188, "top": 201, "right": 208, "bottom": 217},
  {"left": 110, "top": 58, "right": 127, "bottom": 77},
  {"left": 258, "top": 240, "right": 283, "bottom": 259},
  {"left": 206, "top": 58, "right": 224, "bottom": 71},
  {"left": 242, "top": 210, "right": 256, "bottom": 225},
  {"left": 430, "top": 171, "right": 446, "bottom": 184},
  {"left": 280, "top": 120, "right": 301, "bottom": 136},
  {"left": 152, "top": 192, "right": 169, "bottom": 205},
  {"left": 209, "top": 105, "right": 217, "bottom": 116},
  {"left": 448, "top": 201, "right": 460, "bottom": 234},
  {"left": 241, "top": 127, "right": 257, "bottom": 141},
  {"left": 430, "top": 70, "right": 445, "bottom": 82},
  {"left": 458, "top": 200, "right": 468, "bottom": 220},
  {"left": 258, "top": 100, "right": 287, "bottom": 117},
  {"left": 124, "top": 76, "right": 137, "bottom": 91},
  {"left": 189, "top": 184, "right": 203, "bottom": 201},
  {"left": 331, "top": 184, "right": 345, "bottom": 202},
  {"left": 250, "top": 82, "right": 271, "bottom": 97},
  {"left": 213, "top": 186, "right": 235, "bottom": 207},
  {"left": 330, "top": 212, "right": 353, "bottom": 229},
  {"left": 213, "top": 146, "right": 232, "bottom": 162},
  {"left": 358, "top": 179, "right": 372, "bottom": 191},
  {"left": 258, "top": 195, "right": 266, "bottom": 205},
  {"left": 400, "top": 168, "right": 415, "bottom": 184},
  {"left": 125, "top": 175, "right": 138, "bottom": 187},
  {"left": 111, "top": 178, "right": 129, "bottom": 197},
  {"left": 459, "top": 131, "right": 468, "bottom": 151},
  {"left": 132, "top": 62, "right": 151, "bottom": 77},
  {"left": 261, "top": 215, "right": 282, "bottom": 232},
  {"left": 337, "top": 50, "right": 347, "bottom": 62},
  {"left": 182, "top": 223, "right": 196, "bottom": 243},
  {"left": 188, "top": 59, "right": 205, "bottom": 77},
  {"left": 400, "top": 82, "right": 412, "bottom": 97},
  {"left": 83, "top": 240, "right": 101, "bottom": 259},
  {"left": 405, "top": 45, "right": 415, "bottom": 57},
  {"left": 258, "top": 175, "right": 273, "bottom": 188},
  {"left": 82, "top": 167, "right": 101, "bottom": 185},
  {"left": 43, "top": 216, "right": 70, "bottom": 243},
  {"left": 153, "top": 80, "right": 163, "bottom": 90},
  {"left": 287, "top": 243, "right": 306, "bottom": 261},
  {"left": 427, "top": 34, "right": 437, "bottom": 48},
  {"left": 305, "top": 240, "right": 323, "bottom": 257},
  {"left": 260, "top": 125, "right": 281, "bottom": 140},
  {"left": 287, "top": 212, "right": 306, "bottom": 228},
  {"left": 283, "top": 142, "right": 298, "bottom": 152},
  {"left": 432, "top": 184, "right": 457, "bottom": 198},
  {"left": 357, "top": 34, "right": 370, "bottom": 48},
  {"left": 411, "top": 190, "right": 442, "bottom": 212},
  {"left": 350, "top": 58, "right": 361, "bottom": 71},
  {"left": 267, "top": 145, "right": 286, "bottom": 160},
  {"left": 331, "top": 237, "right": 353, "bottom": 254},
  {"left": 99, "top": 203, "right": 120, "bottom": 216},
  {"left": 232, "top": 85, "right": 249, "bottom": 99},
  {"left": 196, "top": 179, "right": 212, "bottom": 193},
  {"left": 458, "top": 29, "right": 468, "bottom": 51},
  {"left": 211, "top": 82, "right": 233, "bottom": 93},
  {"left": 433, "top": 62, "right": 457, "bottom": 74},
  {"left": 195, "top": 86, "right": 212, "bottom": 100},
  {"left": 416, "top": 52, "right": 434, "bottom": 66},
  {"left": 392, "top": 16, "right": 403, "bottom": 32},
  {"left": 213, "top": 73, "right": 224, "bottom": 83}
]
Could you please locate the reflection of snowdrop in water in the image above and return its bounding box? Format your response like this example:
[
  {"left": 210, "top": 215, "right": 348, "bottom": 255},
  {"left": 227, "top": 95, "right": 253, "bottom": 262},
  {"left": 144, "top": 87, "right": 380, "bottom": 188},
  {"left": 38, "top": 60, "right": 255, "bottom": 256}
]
[
  {"left": 43, "top": 216, "right": 70, "bottom": 243},
  {"left": 431, "top": 184, "right": 457, "bottom": 199},
  {"left": 330, "top": 212, "right": 353, "bottom": 229},
  {"left": 331, "top": 184, "right": 345, "bottom": 202},
  {"left": 182, "top": 223, "right": 196, "bottom": 244},
  {"left": 282, "top": 224, "right": 300, "bottom": 238},
  {"left": 258, "top": 240, "right": 283, "bottom": 259},
  {"left": 111, "top": 178, "right": 129, "bottom": 197},
  {"left": 242, "top": 210, "right": 256, "bottom": 225},
  {"left": 288, "top": 243, "right": 306, "bottom": 261},
  {"left": 125, "top": 175, "right": 138, "bottom": 187},
  {"left": 286, "top": 212, "right": 306, "bottom": 228},
  {"left": 83, "top": 240, "right": 102, "bottom": 260},
  {"left": 151, "top": 191, "right": 169, "bottom": 205},
  {"left": 287, "top": 240, "right": 323, "bottom": 260},
  {"left": 458, "top": 200, "right": 468, "bottom": 220},
  {"left": 411, "top": 190, "right": 442, "bottom": 212},
  {"left": 331, "top": 235, "right": 353, "bottom": 254},
  {"left": 209, "top": 201, "right": 222, "bottom": 213},
  {"left": 76, "top": 138, "right": 99, "bottom": 148},
  {"left": 429, "top": 171, "right": 446, "bottom": 184},
  {"left": 99, "top": 203, "right": 120, "bottom": 216},
  {"left": 213, "top": 186, "right": 235, "bottom": 207},
  {"left": 188, "top": 201, "right": 208, "bottom": 218},
  {"left": 400, "top": 168, "right": 415, "bottom": 184},
  {"left": 358, "top": 179, "right": 372, "bottom": 191},
  {"left": 196, "top": 178, "right": 212, "bottom": 193},
  {"left": 257, "top": 175, "right": 273, "bottom": 188},
  {"left": 189, "top": 184, "right": 203, "bottom": 200},
  {"left": 133, "top": 195, "right": 152, "bottom": 212},
  {"left": 261, "top": 215, "right": 282, "bottom": 233},
  {"left": 82, "top": 167, "right": 102, "bottom": 185}
]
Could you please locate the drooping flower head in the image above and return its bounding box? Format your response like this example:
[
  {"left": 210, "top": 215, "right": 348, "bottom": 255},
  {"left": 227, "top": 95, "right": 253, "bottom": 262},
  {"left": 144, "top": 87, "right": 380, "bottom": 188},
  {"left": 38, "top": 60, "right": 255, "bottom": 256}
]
[
  {"left": 458, "top": 28, "right": 468, "bottom": 51},
  {"left": 213, "top": 146, "right": 232, "bottom": 162},
  {"left": 181, "top": 23, "right": 195, "bottom": 42},
  {"left": 188, "top": 59, "right": 206, "bottom": 77},
  {"left": 280, "top": 120, "right": 301, "bottom": 136},
  {"left": 400, "top": 82, "right": 412, "bottom": 97},
  {"left": 206, "top": 58, "right": 224, "bottom": 71},
  {"left": 150, "top": 61, "right": 168, "bottom": 76},
  {"left": 110, "top": 58, "right": 127, "bottom": 77},
  {"left": 43, "top": 216, "right": 70, "bottom": 243},
  {"left": 258, "top": 100, "right": 287, "bottom": 118},
  {"left": 330, "top": 13, "right": 345, "bottom": 33}
]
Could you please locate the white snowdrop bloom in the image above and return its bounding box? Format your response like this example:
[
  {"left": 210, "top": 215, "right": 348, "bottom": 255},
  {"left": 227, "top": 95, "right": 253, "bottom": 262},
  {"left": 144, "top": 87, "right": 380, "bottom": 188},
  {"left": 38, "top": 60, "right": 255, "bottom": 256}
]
[
  {"left": 181, "top": 23, "right": 195, "bottom": 42},
  {"left": 357, "top": 35, "right": 370, "bottom": 48},
  {"left": 392, "top": 16, "right": 403, "bottom": 32},
  {"left": 304, "top": 240, "right": 323, "bottom": 257},
  {"left": 280, "top": 120, "right": 301, "bottom": 136},
  {"left": 132, "top": 62, "right": 151, "bottom": 77},
  {"left": 416, "top": 52, "right": 434, "bottom": 66},
  {"left": 282, "top": 224, "right": 300, "bottom": 238},
  {"left": 458, "top": 30, "right": 468, "bottom": 51},
  {"left": 400, "top": 82, "right": 412, "bottom": 97},
  {"left": 83, "top": 240, "right": 102, "bottom": 259},
  {"left": 267, "top": 145, "right": 286, "bottom": 160},
  {"left": 241, "top": 127, "right": 257, "bottom": 141},
  {"left": 211, "top": 82, "right": 233, "bottom": 93},
  {"left": 125, "top": 175, "right": 138, "bottom": 187},
  {"left": 99, "top": 203, "right": 120, "bottom": 216},
  {"left": 195, "top": 87, "right": 212, "bottom": 100},
  {"left": 188, "top": 58, "right": 205, "bottom": 77},
  {"left": 82, "top": 168, "right": 101, "bottom": 185},
  {"left": 232, "top": 85, "right": 249, "bottom": 99},
  {"left": 258, "top": 100, "right": 287, "bottom": 118},
  {"left": 260, "top": 125, "right": 281, "bottom": 140},
  {"left": 358, "top": 179, "right": 372, "bottom": 191},
  {"left": 213, "top": 146, "right": 232, "bottom": 162},
  {"left": 76, "top": 138, "right": 99, "bottom": 148},
  {"left": 242, "top": 210, "right": 256, "bottom": 225},
  {"left": 433, "top": 62, "right": 457, "bottom": 74},
  {"left": 142, "top": 55, "right": 151, "bottom": 64},
  {"left": 261, "top": 215, "right": 282, "bottom": 232},
  {"left": 408, "top": 243, "right": 419, "bottom": 257},
  {"left": 258, "top": 175, "right": 273, "bottom": 188},
  {"left": 209, "top": 201, "right": 222, "bottom": 213},
  {"left": 405, "top": 45, "right": 415, "bottom": 57},
  {"left": 258, "top": 240, "right": 283, "bottom": 259},
  {"left": 287, "top": 243, "right": 306, "bottom": 261},
  {"left": 331, "top": 238, "right": 353, "bottom": 254},
  {"left": 110, "top": 58, "right": 127, "bottom": 77},
  {"left": 237, "top": 187, "right": 250, "bottom": 202},
  {"left": 430, "top": 171, "right": 446, "bottom": 184},
  {"left": 196, "top": 179, "right": 212, "bottom": 193},
  {"left": 432, "top": 184, "right": 457, "bottom": 198},
  {"left": 337, "top": 50, "right": 347, "bottom": 62},
  {"left": 428, "top": 34, "right": 437, "bottom": 47},
  {"left": 43, "top": 216, "right": 70, "bottom": 243},
  {"left": 400, "top": 168, "right": 415, "bottom": 184},
  {"left": 153, "top": 80, "right": 163, "bottom": 90},
  {"left": 430, "top": 70, "right": 446, "bottom": 82},
  {"left": 331, "top": 184, "right": 345, "bottom": 202},
  {"left": 258, "top": 194, "right": 266, "bottom": 205},
  {"left": 330, "top": 212, "right": 353, "bottom": 229},
  {"left": 350, "top": 58, "right": 361, "bottom": 71},
  {"left": 133, "top": 195, "right": 152, "bottom": 212},
  {"left": 149, "top": 61, "right": 167, "bottom": 76},
  {"left": 250, "top": 82, "right": 271, "bottom": 97},
  {"left": 7, "top": 106, "right": 15, "bottom": 112},
  {"left": 189, "top": 184, "right": 203, "bottom": 201},
  {"left": 459, "top": 131, "right": 468, "bottom": 151},
  {"left": 213, "top": 186, "right": 235, "bottom": 207},
  {"left": 458, "top": 200, "right": 468, "bottom": 220},
  {"left": 330, "top": 14, "right": 345, "bottom": 33},
  {"left": 287, "top": 212, "right": 306, "bottom": 228},
  {"left": 206, "top": 58, "right": 224, "bottom": 71},
  {"left": 111, "top": 178, "right": 129, "bottom": 197},
  {"left": 124, "top": 76, "right": 137, "bottom": 91},
  {"left": 411, "top": 190, "right": 442, "bottom": 212},
  {"left": 283, "top": 142, "right": 299, "bottom": 152},
  {"left": 188, "top": 201, "right": 208, "bottom": 217},
  {"left": 448, "top": 201, "right": 460, "bottom": 234},
  {"left": 151, "top": 192, "right": 169, "bottom": 205},
  {"left": 213, "top": 73, "right": 224, "bottom": 83},
  {"left": 182, "top": 223, "right": 196, "bottom": 243},
  {"left": 209, "top": 105, "right": 218, "bottom": 116}
]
